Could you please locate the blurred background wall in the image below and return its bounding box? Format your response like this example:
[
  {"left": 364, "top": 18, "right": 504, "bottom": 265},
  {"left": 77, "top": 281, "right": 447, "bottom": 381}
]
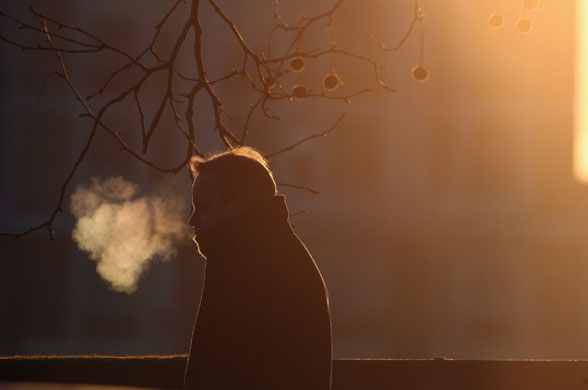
[{"left": 2, "top": 0, "right": 587, "bottom": 360}]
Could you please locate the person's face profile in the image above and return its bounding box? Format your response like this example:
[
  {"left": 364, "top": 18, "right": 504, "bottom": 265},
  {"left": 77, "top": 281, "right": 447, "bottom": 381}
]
[
  {"left": 189, "top": 172, "right": 244, "bottom": 239},
  {"left": 190, "top": 173, "right": 220, "bottom": 236}
]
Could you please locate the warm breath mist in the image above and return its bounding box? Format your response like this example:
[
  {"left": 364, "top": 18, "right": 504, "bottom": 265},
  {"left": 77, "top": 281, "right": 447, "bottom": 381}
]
[{"left": 70, "top": 177, "right": 189, "bottom": 294}]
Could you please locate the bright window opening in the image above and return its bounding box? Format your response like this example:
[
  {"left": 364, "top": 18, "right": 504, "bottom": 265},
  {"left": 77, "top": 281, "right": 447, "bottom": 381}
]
[{"left": 574, "top": 0, "right": 588, "bottom": 182}]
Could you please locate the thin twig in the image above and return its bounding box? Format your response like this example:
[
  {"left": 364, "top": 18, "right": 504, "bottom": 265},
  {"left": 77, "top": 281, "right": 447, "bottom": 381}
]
[
  {"left": 289, "top": 210, "right": 309, "bottom": 217},
  {"left": 277, "top": 183, "right": 320, "bottom": 195},
  {"left": 369, "top": 0, "right": 423, "bottom": 52},
  {"left": 265, "top": 113, "right": 346, "bottom": 159},
  {"left": 240, "top": 95, "right": 265, "bottom": 144}
]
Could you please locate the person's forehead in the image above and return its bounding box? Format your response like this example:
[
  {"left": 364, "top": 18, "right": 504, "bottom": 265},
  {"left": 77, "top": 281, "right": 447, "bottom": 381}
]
[{"left": 192, "top": 173, "right": 219, "bottom": 203}]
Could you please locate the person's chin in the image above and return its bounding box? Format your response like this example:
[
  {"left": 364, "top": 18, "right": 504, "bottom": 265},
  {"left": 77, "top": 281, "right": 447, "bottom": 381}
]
[
  {"left": 192, "top": 234, "right": 206, "bottom": 259},
  {"left": 192, "top": 232, "right": 203, "bottom": 244}
]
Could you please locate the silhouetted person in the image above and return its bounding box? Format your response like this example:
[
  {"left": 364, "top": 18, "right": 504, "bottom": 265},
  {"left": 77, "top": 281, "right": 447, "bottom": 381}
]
[{"left": 182, "top": 147, "right": 332, "bottom": 390}]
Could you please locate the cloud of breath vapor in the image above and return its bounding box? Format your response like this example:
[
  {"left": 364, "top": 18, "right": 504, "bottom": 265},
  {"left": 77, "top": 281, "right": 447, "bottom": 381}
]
[{"left": 70, "top": 176, "right": 189, "bottom": 294}]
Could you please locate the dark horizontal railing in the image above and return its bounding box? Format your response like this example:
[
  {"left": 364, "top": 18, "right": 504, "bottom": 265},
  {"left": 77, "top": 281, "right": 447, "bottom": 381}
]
[{"left": 2, "top": 355, "right": 588, "bottom": 389}]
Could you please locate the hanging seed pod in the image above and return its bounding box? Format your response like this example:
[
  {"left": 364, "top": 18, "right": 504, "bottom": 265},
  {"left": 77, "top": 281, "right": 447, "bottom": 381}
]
[
  {"left": 263, "top": 75, "right": 277, "bottom": 89},
  {"left": 323, "top": 73, "right": 341, "bottom": 91},
  {"left": 488, "top": 13, "right": 504, "bottom": 29},
  {"left": 411, "top": 65, "right": 429, "bottom": 82},
  {"left": 292, "top": 84, "right": 308, "bottom": 100},
  {"left": 516, "top": 18, "right": 532, "bottom": 33},
  {"left": 523, "top": 0, "right": 538, "bottom": 11},
  {"left": 289, "top": 56, "right": 307, "bottom": 72}
]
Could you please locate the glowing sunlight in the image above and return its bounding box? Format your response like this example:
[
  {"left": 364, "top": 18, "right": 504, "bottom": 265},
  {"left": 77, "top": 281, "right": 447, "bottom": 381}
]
[{"left": 575, "top": 0, "right": 588, "bottom": 182}]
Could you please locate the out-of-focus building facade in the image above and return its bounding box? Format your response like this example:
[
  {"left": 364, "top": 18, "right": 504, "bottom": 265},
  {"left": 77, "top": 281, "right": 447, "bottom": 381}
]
[{"left": 2, "top": 0, "right": 588, "bottom": 360}]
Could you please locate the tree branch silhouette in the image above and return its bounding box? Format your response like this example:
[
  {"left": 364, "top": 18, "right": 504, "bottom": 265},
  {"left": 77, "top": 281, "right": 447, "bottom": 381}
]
[
  {"left": 265, "top": 113, "right": 346, "bottom": 159},
  {"left": 0, "top": 0, "right": 424, "bottom": 238}
]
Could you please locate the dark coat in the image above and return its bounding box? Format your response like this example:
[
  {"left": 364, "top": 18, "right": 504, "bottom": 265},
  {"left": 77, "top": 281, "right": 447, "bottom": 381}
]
[{"left": 183, "top": 195, "right": 332, "bottom": 390}]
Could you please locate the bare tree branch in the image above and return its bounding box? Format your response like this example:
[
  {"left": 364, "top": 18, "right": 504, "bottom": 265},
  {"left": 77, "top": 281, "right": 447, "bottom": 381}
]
[
  {"left": 277, "top": 183, "right": 320, "bottom": 195},
  {"left": 265, "top": 113, "right": 346, "bottom": 159},
  {"left": 142, "top": 20, "right": 193, "bottom": 153},
  {"left": 0, "top": 0, "right": 427, "bottom": 238},
  {"left": 370, "top": 0, "right": 423, "bottom": 52},
  {"left": 289, "top": 209, "right": 309, "bottom": 217},
  {"left": 0, "top": 20, "right": 99, "bottom": 239},
  {"left": 240, "top": 96, "right": 265, "bottom": 145}
]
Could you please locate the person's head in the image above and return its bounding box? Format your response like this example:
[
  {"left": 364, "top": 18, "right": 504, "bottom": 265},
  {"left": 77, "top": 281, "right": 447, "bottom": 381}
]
[{"left": 188, "top": 147, "right": 277, "bottom": 236}]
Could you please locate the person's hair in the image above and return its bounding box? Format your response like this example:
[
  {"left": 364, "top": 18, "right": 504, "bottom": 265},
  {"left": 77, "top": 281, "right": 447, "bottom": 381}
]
[{"left": 189, "top": 147, "right": 277, "bottom": 203}]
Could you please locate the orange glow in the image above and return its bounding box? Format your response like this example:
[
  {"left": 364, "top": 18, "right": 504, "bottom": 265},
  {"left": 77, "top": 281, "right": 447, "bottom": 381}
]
[{"left": 575, "top": 0, "right": 588, "bottom": 182}]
